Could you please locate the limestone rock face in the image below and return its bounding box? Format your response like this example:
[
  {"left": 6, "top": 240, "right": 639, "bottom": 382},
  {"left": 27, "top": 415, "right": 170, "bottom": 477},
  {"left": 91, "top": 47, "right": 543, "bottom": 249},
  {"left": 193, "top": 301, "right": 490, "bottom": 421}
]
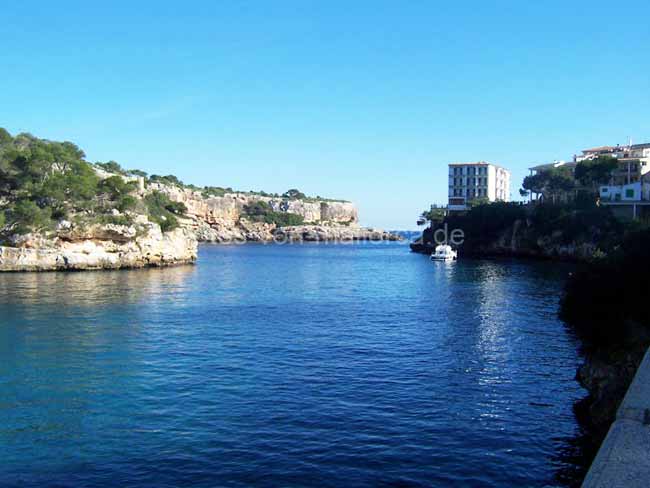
[
  {"left": 0, "top": 176, "right": 391, "bottom": 272},
  {"left": 146, "top": 183, "right": 389, "bottom": 243},
  {"left": 272, "top": 225, "right": 401, "bottom": 242},
  {"left": 149, "top": 184, "right": 359, "bottom": 225},
  {"left": 0, "top": 223, "right": 197, "bottom": 272}
]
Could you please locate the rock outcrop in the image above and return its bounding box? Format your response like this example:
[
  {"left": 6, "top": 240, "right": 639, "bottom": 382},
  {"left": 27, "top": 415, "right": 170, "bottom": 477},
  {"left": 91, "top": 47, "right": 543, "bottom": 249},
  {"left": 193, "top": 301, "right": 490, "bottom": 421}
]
[
  {"left": 411, "top": 218, "right": 603, "bottom": 261},
  {"left": 272, "top": 225, "right": 400, "bottom": 242},
  {"left": 0, "top": 128, "right": 394, "bottom": 273},
  {"left": 574, "top": 320, "right": 650, "bottom": 438},
  {"left": 0, "top": 221, "right": 197, "bottom": 271},
  {"left": 150, "top": 183, "right": 399, "bottom": 243}
]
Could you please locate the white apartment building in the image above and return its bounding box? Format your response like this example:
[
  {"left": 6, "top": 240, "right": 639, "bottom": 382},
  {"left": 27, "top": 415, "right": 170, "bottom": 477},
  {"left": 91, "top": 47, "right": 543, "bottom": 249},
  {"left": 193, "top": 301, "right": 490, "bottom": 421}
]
[{"left": 448, "top": 162, "right": 511, "bottom": 211}]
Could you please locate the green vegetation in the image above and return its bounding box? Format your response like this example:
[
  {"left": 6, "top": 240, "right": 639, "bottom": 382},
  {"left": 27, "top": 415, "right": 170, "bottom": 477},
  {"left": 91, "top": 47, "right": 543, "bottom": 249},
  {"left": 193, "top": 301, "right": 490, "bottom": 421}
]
[
  {"left": 527, "top": 202, "right": 622, "bottom": 245},
  {"left": 98, "top": 176, "right": 139, "bottom": 212},
  {"left": 8, "top": 200, "right": 53, "bottom": 235},
  {"left": 418, "top": 205, "right": 446, "bottom": 226},
  {"left": 0, "top": 128, "right": 187, "bottom": 236},
  {"left": 575, "top": 156, "right": 618, "bottom": 192},
  {"left": 450, "top": 201, "right": 526, "bottom": 246},
  {"left": 419, "top": 201, "right": 526, "bottom": 251},
  {"left": 466, "top": 196, "right": 491, "bottom": 208},
  {"left": 0, "top": 128, "right": 11, "bottom": 145},
  {"left": 521, "top": 157, "right": 617, "bottom": 202},
  {"left": 127, "top": 169, "right": 148, "bottom": 178},
  {"left": 0, "top": 127, "right": 342, "bottom": 238},
  {"left": 149, "top": 177, "right": 346, "bottom": 203},
  {"left": 417, "top": 198, "right": 627, "bottom": 259},
  {"left": 243, "top": 200, "right": 304, "bottom": 226},
  {"left": 149, "top": 174, "right": 184, "bottom": 187},
  {"left": 96, "top": 161, "right": 127, "bottom": 175},
  {"left": 0, "top": 131, "right": 99, "bottom": 233},
  {"left": 560, "top": 227, "right": 650, "bottom": 347},
  {"left": 96, "top": 213, "right": 134, "bottom": 226},
  {"left": 521, "top": 166, "right": 575, "bottom": 203},
  {"left": 144, "top": 191, "right": 187, "bottom": 232},
  {"left": 202, "top": 186, "right": 233, "bottom": 198},
  {"left": 282, "top": 188, "right": 307, "bottom": 200}
]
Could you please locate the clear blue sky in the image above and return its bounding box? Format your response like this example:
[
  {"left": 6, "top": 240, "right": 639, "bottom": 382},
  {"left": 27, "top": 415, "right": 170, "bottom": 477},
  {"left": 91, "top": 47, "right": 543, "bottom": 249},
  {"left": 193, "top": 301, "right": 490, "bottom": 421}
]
[{"left": 2, "top": 1, "right": 649, "bottom": 229}]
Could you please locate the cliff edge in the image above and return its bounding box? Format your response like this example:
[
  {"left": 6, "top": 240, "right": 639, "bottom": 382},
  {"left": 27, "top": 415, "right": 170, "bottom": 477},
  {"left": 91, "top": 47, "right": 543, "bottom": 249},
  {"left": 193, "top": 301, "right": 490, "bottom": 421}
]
[
  {"left": 0, "top": 220, "right": 197, "bottom": 272},
  {"left": 151, "top": 183, "right": 398, "bottom": 243},
  {"left": 0, "top": 128, "right": 396, "bottom": 272}
]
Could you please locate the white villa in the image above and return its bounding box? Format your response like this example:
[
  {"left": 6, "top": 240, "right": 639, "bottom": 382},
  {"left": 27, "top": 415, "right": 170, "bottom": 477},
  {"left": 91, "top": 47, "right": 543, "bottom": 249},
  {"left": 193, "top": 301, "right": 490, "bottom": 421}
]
[
  {"left": 528, "top": 142, "right": 650, "bottom": 218},
  {"left": 448, "top": 162, "right": 511, "bottom": 211},
  {"left": 593, "top": 142, "right": 650, "bottom": 219}
]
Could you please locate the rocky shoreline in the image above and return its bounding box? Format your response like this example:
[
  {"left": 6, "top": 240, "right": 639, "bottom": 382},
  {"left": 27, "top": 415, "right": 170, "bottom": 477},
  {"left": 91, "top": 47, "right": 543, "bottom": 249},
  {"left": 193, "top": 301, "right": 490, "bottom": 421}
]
[
  {"left": 0, "top": 193, "right": 399, "bottom": 273},
  {"left": 0, "top": 222, "right": 197, "bottom": 272},
  {"left": 573, "top": 321, "right": 650, "bottom": 452},
  {"left": 0, "top": 138, "right": 399, "bottom": 272},
  {"left": 409, "top": 219, "right": 597, "bottom": 262},
  {"left": 194, "top": 220, "right": 401, "bottom": 243}
]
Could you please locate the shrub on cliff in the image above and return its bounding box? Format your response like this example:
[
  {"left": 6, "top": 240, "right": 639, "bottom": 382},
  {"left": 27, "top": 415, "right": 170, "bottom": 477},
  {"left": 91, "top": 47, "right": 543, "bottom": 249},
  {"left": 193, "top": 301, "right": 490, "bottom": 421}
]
[
  {"left": 96, "top": 161, "right": 127, "bottom": 175},
  {"left": 7, "top": 200, "right": 53, "bottom": 234},
  {"left": 417, "top": 202, "right": 525, "bottom": 251},
  {"left": 99, "top": 176, "right": 137, "bottom": 198},
  {"left": 0, "top": 128, "right": 11, "bottom": 145},
  {"left": 0, "top": 130, "right": 105, "bottom": 232},
  {"left": 243, "top": 200, "right": 304, "bottom": 226},
  {"left": 281, "top": 189, "right": 307, "bottom": 200},
  {"left": 98, "top": 176, "right": 140, "bottom": 213},
  {"left": 270, "top": 212, "right": 305, "bottom": 226},
  {"left": 150, "top": 174, "right": 184, "bottom": 187},
  {"left": 448, "top": 202, "right": 526, "bottom": 249},
  {"left": 202, "top": 186, "right": 232, "bottom": 198},
  {"left": 144, "top": 191, "right": 186, "bottom": 232},
  {"left": 127, "top": 169, "right": 148, "bottom": 178},
  {"left": 529, "top": 203, "right": 623, "bottom": 246}
]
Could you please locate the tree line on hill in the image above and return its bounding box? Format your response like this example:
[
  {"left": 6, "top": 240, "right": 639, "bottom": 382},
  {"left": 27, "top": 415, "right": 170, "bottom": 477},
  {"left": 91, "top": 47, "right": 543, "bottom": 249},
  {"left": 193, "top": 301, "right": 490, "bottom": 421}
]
[
  {"left": 0, "top": 128, "right": 345, "bottom": 238},
  {"left": 0, "top": 129, "right": 187, "bottom": 235}
]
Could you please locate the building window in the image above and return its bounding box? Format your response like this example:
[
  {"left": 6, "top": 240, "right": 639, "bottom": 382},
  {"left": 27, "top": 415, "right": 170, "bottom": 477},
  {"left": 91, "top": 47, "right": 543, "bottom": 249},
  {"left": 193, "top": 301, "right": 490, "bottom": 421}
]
[{"left": 626, "top": 189, "right": 635, "bottom": 198}]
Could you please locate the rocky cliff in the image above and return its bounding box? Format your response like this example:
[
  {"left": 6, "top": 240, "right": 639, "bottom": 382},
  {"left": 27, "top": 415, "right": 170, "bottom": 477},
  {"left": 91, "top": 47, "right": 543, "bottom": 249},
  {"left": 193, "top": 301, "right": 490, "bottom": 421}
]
[
  {"left": 459, "top": 219, "right": 600, "bottom": 261},
  {"left": 0, "top": 128, "right": 396, "bottom": 272},
  {"left": 150, "top": 183, "right": 398, "bottom": 243},
  {"left": 0, "top": 218, "right": 197, "bottom": 271},
  {"left": 410, "top": 203, "right": 620, "bottom": 262}
]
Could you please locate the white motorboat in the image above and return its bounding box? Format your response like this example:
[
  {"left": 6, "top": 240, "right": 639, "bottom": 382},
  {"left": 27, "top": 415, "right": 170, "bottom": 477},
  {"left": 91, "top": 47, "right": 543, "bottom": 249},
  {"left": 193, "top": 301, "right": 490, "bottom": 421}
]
[{"left": 430, "top": 244, "right": 458, "bottom": 261}]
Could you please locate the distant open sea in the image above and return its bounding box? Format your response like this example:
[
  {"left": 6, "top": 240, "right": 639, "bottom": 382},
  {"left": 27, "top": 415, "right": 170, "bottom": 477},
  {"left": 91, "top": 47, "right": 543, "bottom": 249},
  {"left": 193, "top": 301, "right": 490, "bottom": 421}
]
[{"left": 0, "top": 242, "right": 585, "bottom": 487}]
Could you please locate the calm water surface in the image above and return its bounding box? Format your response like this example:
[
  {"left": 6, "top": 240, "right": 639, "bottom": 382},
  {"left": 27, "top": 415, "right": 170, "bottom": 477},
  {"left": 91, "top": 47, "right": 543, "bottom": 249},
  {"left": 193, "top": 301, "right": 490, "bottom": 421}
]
[{"left": 0, "top": 243, "right": 584, "bottom": 487}]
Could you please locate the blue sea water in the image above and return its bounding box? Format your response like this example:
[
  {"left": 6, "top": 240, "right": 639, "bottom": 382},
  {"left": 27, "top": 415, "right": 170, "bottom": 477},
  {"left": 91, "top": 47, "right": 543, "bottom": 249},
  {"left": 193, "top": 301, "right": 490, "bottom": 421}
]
[{"left": 0, "top": 242, "right": 584, "bottom": 487}]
